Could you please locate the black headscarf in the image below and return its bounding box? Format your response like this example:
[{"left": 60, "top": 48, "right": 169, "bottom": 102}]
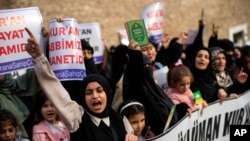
[
  {"left": 71, "top": 74, "right": 127, "bottom": 141},
  {"left": 190, "top": 47, "right": 218, "bottom": 103},
  {"left": 81, "top": 74, "right": 112, "bottom": 118}
]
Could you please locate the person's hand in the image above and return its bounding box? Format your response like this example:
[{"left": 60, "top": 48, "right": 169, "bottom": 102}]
[
  {"left": 202, "top": 100, "right": 208, "bottom": 108},
  {"left": 125, "top": 133, "right": 138, "bottom": 141},
  {"left": 25, "top": 27, "right": 43, "bottom": 59},
  {"left": 128, "top": 40, "right": 140, "bottom": 51},
  {"left": 177, "top": 31, "right": 188, "bottom": 44},
  {"left": 218, "top": 88, "right": 227, "bottom": 104},
  {"left": 162, "top": 32, "right": 170, "bottom": 48},
  {"left": 42, "top": 25, "right": 49, "bottom": 42},
  {"left": 186, "top": 108, "right": 192, "bottom": 117},
  {"left": 236, "top": 67, "right": 248, "bottom": 84},
  {"left": 229, "top": 93, "right": 239, "bottom": 99},
  {"left": 55, "top": 16, "right": 63, "bottom": 22},
  {"left": 199, "top": 20, "right": 205, "bottom": 26},
  {"left": 212, "top": 23, "right": 219, "bottom": 36}
]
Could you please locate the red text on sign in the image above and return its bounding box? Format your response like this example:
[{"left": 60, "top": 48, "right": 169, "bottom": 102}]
[
  {"left": 0, "top": 43, "right": 26, "bottom": 56},
  {"left": 0, "top": 16, "right": 26, "bottom": 27},
  {"left": 146, "top": 10, "right": 163, "bottom": 18},
  {"left": 49, "top": 53, "right": 84, "bottom": 65},
  {"left": 0, "top": 29, "right": 25, "bottom": 40}
]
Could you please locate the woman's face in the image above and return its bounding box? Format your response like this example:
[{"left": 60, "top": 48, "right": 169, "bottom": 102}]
[
  {"left": 141, "top": 44, "right": 157, "bottom": 63},
  {"left": 41, "top": 99, "right": 58, "bottom": 124},
  {"left": 214, "top": 53, "right": 226, "bottom": 72},
  {"left": 0, "top": 121, "right": 16, "bottom": 141},
  {"left": 85, "top": 82, "right": 107, "bottom": 114},
  {"left": 195, "top": 50, "right": 210, "bottom": 70},
  {"left": 127, "top": 112, "right": 145, "bottom": 137}
]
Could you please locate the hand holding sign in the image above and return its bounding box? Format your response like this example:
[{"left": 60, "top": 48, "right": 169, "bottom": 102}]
[{"left": 25, "top": 27, "right": 42, "bottom": 59}]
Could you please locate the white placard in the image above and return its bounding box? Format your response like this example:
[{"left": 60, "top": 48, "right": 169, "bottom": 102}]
[
  {"left": 78, "top": 22, "right": 104, "bottom": 64},
  {"left": 49, "top": 18, "right": 86, "bottom": 81},
  {"left": 141, "top": 2, "right": 165, "bottom": 44},
  {"left": 0, "top": 7, "right": 43, "bottom": 74}
]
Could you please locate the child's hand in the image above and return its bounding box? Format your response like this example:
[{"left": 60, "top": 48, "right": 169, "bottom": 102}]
[
  {"left": 186, "top": 108, "right": 192, "bottom": 118},
  {"left": 202, "top": 100, "right": 208, "bottom": 108},
  {"left": 125, "top": 133, "right": 138, "bottom": 141},
  {"left": 229, "top": 93, "right": 239, "bottom": 99}
]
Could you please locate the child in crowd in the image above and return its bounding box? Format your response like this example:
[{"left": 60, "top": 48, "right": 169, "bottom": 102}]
[
  {"left": 119, "top": 100, "right": 155, "bottom": 141},
  {"left": 32, "top": 92, "right": 70, "bottom": 141},
  {"left": 165, "top": 63, "right": 207, "bottom": 118},
  {"left": 0, "top": 109, "right": 30, "bottom": 141}
]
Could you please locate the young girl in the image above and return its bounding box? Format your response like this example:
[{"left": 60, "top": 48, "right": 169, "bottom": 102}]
[
  {"left": 118, "top": 100, "right": 155, "bottom": 141},
  {"left": 165, "top": 63, "right": 207, "bottom": 118},
  {"left": 32, "top": 92, "right": 70, "bottom": 141},
  {"left": 0, "top": 109, "right": 30, "bottom": 141}
]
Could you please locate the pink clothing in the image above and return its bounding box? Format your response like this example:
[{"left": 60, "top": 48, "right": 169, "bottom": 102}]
[
  {"left": 165, "top": 87, "right": 195, "bottom": 110},
  {"left": 32, "top": 121, "right": 70, "bottom": 141}
]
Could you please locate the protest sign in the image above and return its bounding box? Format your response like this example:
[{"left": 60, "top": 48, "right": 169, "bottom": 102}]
[
  {"left": 78, "top": 22, "right": 104, "bottom": 64},
  {"left": 0, "top": 7, "right": 43, "bottom": 74},
  {"left": 49, "top": 18, "right": 86, "bottom": 81},
  {"left": 141, "top": 2, "right": 164, "bottom": 44}
]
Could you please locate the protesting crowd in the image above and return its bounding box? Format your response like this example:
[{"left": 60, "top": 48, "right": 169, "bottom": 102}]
[{"left": 1, "top": 5, "right": 250, "bottom": 141}]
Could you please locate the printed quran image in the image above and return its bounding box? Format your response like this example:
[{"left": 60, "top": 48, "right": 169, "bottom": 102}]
[{"left": 124, "top": 19, "right": 150, "bottom": 47}]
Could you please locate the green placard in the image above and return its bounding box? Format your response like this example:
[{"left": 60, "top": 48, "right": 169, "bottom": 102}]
[{"left": 124, "top": 19, "right": 150, "bottom": 47}]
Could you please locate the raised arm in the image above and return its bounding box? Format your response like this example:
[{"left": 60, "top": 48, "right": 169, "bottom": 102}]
[{"left": 25, "top": 27, "right": 83, "bottom": 132}]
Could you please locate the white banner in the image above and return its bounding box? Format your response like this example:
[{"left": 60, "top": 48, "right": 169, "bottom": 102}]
[
  {"left": 78, "top": 22, "right": 104, "bottom": 64},
  {"left": 0, "top": 7, "right": 43, "bottom": 74},
  {"left": 147, "top": 90, "right": 250, "bottom": 141},
  {"left": 49, "top": 18, "right": 86, "bottom": 81},
  {"left": 141, "top": 2, "right": 164, "bottom": 44}
]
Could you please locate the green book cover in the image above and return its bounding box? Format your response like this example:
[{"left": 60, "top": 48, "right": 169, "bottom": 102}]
[
  {"left": 193, "top": 90, "right": 203, "bottom": 104},
  {"left": 124, "top": 19, "right": 150, "bottom": 47}
]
